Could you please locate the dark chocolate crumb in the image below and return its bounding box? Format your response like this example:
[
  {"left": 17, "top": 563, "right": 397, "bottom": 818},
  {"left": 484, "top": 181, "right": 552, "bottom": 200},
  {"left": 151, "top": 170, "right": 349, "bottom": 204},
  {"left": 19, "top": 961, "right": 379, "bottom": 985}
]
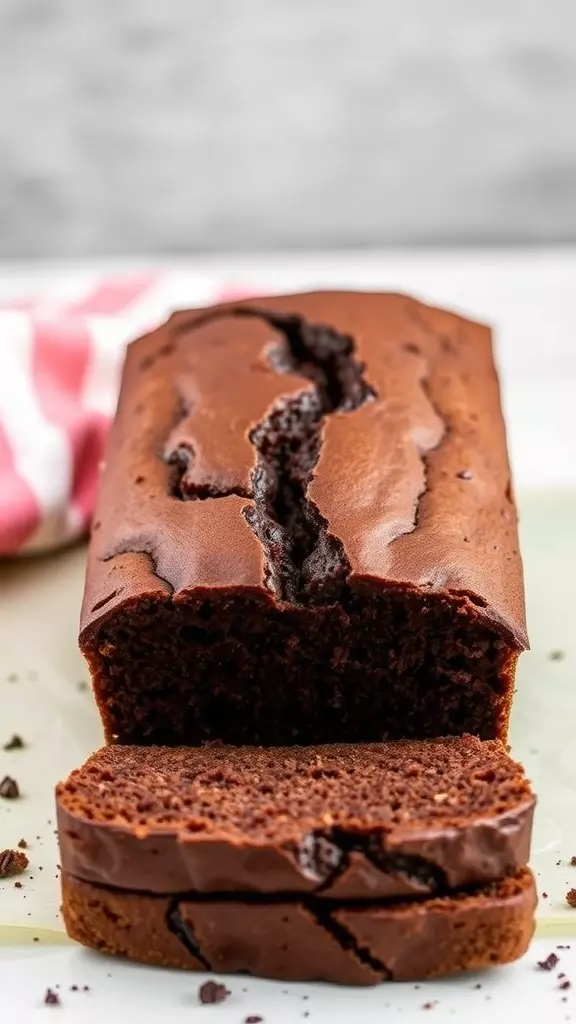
[
  {"left": 3, "top": 734, "right": 25, "bottom": 750},
  {"left": 473, "top": 983, "right": 482, "bottom": 989},
  {"left": 17, "top": 838, "right": 28, "bottom": 849},
  {"left": 0, "top": 849, "right": 29, "bottom": 877},
  {"left": 543, "top": 891, "right": 549, "bottom": 898},
  {"left": 560, "top": 981, "right": 572, "bottom": 991},
  {"left": 44, "top": 988, "right": 60, "bottom": 1005},
  {"left": 245, "top": 1017, "right": 263, "bottom": 1023},
  {"left": 538, "top": 953, "right": 559, "bottom": 970},
  {"left": 422, "top": 1002, "right": 437, "bottom": 1010},
  {"left": 457, "top": 470, "right": 473, "bottom": 480},
  {"left": 0, "top": 775, "right": 20, "bottom": 799},
  {"left": 570, "top": 857, "right": 576, "bottom": 867},
  {"left": 83, "top": 986, "right": 90, "bottom": 992},
  {"left": 198, "top": 981, "right": 231, "bottom": 1005},
  {"left": 567, "top": 889, "right": 576, "bottom": 908},
  {"left": 549, "top": 650, "right": 566, "bottom": 661},
  {"left": 558, "top": 946, "right": 572, "bottom": 950},
  {"left": 70, "top": 986, "right": 78, "bottom": 992},
  {"left": 33, "top": 936, "right": 39, "bottom": 942}
]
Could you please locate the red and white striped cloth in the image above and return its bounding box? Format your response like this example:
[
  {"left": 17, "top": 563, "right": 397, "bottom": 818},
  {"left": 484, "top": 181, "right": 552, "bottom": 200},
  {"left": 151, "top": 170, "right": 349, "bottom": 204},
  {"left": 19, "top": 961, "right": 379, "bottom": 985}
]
[{"left": 0, "top": 272, "right": 249, "bottom": 556}]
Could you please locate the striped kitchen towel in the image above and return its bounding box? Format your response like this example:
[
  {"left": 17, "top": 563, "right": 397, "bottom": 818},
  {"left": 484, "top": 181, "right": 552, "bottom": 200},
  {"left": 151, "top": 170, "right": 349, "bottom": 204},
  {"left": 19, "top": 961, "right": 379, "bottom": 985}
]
[{"left": 0, "top": 272, "right": 249, "bottom": 556}]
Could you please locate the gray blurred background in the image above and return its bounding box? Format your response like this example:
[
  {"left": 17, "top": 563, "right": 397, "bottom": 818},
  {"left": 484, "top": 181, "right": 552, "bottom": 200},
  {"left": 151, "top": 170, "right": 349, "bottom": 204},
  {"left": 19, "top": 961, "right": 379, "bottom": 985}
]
[{"left": 1, "top": 0, "right": 576, "bottom": 257}]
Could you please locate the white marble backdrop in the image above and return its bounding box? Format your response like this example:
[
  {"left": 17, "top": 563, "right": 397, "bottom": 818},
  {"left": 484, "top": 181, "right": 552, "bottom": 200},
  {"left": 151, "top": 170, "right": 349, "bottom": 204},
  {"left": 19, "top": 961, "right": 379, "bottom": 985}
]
[{"left": 1, "top": 0, "right": 576, "bottom": 255}]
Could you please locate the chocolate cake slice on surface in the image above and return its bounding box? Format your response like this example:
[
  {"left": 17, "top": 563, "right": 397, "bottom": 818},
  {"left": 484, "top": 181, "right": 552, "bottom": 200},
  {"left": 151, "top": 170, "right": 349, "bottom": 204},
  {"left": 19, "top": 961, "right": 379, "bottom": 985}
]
[
  {"left": 79, "top": 292, "right": 526, "bottom": 746},
  {"left": 57, "top": 737, "right": 534, "bottom": 899},
  {"left": 61, "top": 869, "right": 536, "bottom": 984}
]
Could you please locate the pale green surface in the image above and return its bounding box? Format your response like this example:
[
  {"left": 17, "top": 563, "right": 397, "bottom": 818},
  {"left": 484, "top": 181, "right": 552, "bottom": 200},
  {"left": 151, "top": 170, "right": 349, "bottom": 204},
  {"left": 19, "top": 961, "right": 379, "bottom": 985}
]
[{"left": 0, "top": 489, "right": 574, "bottom": 941}]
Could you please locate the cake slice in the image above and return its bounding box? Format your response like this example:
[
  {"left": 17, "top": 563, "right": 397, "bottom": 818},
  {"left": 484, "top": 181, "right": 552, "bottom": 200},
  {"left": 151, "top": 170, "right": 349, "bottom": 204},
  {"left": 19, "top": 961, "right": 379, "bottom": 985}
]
[
  {"left": 80, "top": 292, "right": 526, "bottom": 747},
  {"left": 57, "top": 737, "right": 534, "bottom": 899},
  {"left": 57, "top": 737, "right": 536, "bottom": 982},
  {"left": 62, "top": 869, "right": 536, "bottom": 984}
]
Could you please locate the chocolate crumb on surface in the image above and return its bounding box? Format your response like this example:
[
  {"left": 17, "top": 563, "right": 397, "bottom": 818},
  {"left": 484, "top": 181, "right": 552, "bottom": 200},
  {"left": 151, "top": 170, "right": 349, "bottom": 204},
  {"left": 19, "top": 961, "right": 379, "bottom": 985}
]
[
  {"left": 422, "top": 1002, "right": 437, "bottom": 1010},
  {"left": 2, "top": 734, "right": 25, "bottom": 750},
  {"left": 245, "top": 1017, "right": 264, "bottom": 1023},
  {"left": 567, "top": 889, "right": 576, "bottom": 908},
  {"left": 0, "top": 775, "right": 20, "bottom": 799},
  {"left": 548, "top": 650, "right": 566, "bottom": 661},
  {"left": 542, "top": 891, "right": 549, "bottom": 898},
  {"left": 538, "top": 953, "right": 560, "bottom": 971},
  {"left": 198, "top": 981, "right": 231, "bottom": 1004},
  {"left": 570, "top": 857, "right": 576, "bottom": 867},
  {"left": 44, "top": 988, "right": 60, "bottom": 1005},
  {"left": 0, "top": 849, "right": 29, "bottom": 878},
  {"left": 18, "top": 838, "right": 28, "bottom": 849},
  {"left": 560, "top": 981, "right": 572, "bottom": 991}
]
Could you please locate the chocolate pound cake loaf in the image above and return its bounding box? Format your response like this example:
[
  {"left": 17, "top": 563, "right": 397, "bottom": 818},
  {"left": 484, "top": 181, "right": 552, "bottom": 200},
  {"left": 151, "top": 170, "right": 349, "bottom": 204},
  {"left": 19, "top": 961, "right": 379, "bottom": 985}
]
[
  {"left": 80, "top": 292, "right": 526, "bottom": 747},
  {"left": 57, "top": 738, "right": 536, "bottom": 982}
]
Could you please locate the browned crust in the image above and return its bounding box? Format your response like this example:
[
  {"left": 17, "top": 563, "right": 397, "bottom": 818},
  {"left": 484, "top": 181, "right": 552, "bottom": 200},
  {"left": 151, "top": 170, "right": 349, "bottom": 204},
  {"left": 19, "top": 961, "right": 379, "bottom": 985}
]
[{"left": 81, "top": 291, "right": 526, "bottom": 647}]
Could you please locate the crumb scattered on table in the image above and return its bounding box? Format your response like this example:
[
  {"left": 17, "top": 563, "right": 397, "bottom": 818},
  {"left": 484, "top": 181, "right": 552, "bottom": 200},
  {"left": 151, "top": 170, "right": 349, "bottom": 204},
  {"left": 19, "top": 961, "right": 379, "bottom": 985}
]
[
  {"left": 245, "top": 1017, "right": 263, "bottom": 1023},
  {"left": 44, "top": 988, "right": 60, "bottom": 1006},
  {"left": 2, "top": 734, "right": 25, "bottom": 750},
  {"left": 538, "top": 952, "right": 560, "bottom": 970},
  {"left": 0, "top": 775, "right": 20, "bottom": 799},
  {"left": 567, "top": 889, "right": 576, "bottom": 908},
  {"left": 0, "top": 848, "right": 29, "bottom": 878},
  {"left": 198, "top": 981, "right": 230, "bottom": 1004}
]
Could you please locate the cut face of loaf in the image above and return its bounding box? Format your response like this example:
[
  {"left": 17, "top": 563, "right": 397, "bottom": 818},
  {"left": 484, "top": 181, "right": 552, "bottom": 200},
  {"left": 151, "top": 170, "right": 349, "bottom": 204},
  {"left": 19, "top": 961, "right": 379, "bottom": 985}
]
[
  {"left": 56, "top": 737, "right": 535, "bottom": 899},
  {"left": 80, "top": 292, "right": 527, "bottom": 746}
]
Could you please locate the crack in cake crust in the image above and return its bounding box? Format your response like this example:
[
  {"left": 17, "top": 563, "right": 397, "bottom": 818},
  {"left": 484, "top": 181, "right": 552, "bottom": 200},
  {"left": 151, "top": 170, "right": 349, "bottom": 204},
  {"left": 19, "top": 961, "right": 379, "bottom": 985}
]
[{"left": 164, "top": 306, "right": 377, "bottom": 604}]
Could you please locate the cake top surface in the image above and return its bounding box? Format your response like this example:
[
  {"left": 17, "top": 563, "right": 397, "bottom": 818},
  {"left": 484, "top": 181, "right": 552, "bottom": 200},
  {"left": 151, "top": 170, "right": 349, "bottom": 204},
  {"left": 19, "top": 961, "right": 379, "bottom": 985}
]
[
  {"left": 81, "top": 291, "right": 526, "bottom": 648},
  {"left": 57, "top": 736, "right": 533, "bottom": 842}
]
